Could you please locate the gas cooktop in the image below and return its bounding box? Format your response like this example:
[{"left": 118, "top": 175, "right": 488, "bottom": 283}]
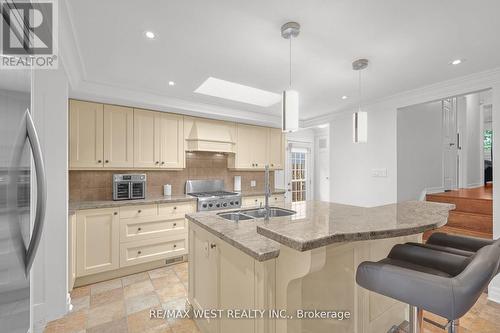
[{"left": 186, "top": 180, "right": 241, "bottom": 211}]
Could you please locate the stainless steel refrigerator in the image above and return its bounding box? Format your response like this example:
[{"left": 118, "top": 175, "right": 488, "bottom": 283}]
[{"left": 0, "top": 71, "right": 46, "bottom": 332}]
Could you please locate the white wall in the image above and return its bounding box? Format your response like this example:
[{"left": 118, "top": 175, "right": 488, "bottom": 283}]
[
  {"left": 31, "top": 65, "right": 69, "bottom": 332},
  {"left": 465, "top": 94, "right": 482, "bottom": 187},
  {"left": 329, "top": 107, "right": 397, "bottom": 207},
  {"left": 397, "top": 101, "right": 443, "bottom": 202}
]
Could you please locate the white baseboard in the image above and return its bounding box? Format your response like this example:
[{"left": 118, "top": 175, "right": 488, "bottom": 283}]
[
  {"left": 466, "top": 182, "right": 484, "bottom": 189},
  {"left": 488, "top": 284, "right": 500, "bottom": 304},
  {"left": 32, "top": 302, "right": 46, "bottom": 333}
]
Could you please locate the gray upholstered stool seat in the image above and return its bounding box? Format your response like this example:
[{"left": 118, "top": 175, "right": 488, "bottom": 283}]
[
  {"left": 408, "top": 232, "right": 497, "bottom": 257},
  {"left": 356, "top": 241, "right": 500, "bottom": 333}
]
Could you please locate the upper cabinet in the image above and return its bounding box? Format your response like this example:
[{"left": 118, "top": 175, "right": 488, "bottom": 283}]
[
  {"left": 69, "top": 100, "right": 104, "bottom": 168},
  {"left": 133, "top": 109, "right": 184, "bottom": 169},
  {"left": 133, "top": 109, "right": 158, "bottom": 168},
  {"left": 268, "top": 128, "right": 285, "bottom": 170},
  {"left": 103, "top": 104, "right": 134, "bottom": 168},
  {"left": 69, "top": 99, "right": 284, "bottom": 171},
  {"left": 228, "top": 124, "right": 285, "bottom": 170},
  {"left": 158, "top": 113, "right": 184, "bottom": 168}
]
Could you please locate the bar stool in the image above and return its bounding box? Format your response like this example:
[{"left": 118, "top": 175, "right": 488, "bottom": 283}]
[
  {"left": 411, "top": 232, "right": 497, "bottom": 256},
  {"left": 356, "top": 242, "right": 500, "bottom": 333}
]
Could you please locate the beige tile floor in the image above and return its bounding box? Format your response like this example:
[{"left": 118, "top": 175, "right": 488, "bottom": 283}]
[
  {"left": 45, "top": 261, "right": 500, "bottom": 333},
  {"left": 44, "top": 262, "right": 198, "bottom": 333}
]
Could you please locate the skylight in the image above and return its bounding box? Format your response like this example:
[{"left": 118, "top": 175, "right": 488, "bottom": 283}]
[{"left": 194, "top": 77, "right": 281, "bottom": 107}]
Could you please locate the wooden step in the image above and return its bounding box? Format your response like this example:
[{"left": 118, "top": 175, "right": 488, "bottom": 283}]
[
  {"left": 423, "top": 226, "right": 493, "bottom": 241},
  {"left": 446, "top": 211, "right": 493, "bottom": 234},
  {"left": 426, "top": 195, "right": 492, "bottom": 215}
]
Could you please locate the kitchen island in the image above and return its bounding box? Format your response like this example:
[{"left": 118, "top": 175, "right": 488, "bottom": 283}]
[{"left": 185, "top": 201, "right": 454, "bottom": 333}]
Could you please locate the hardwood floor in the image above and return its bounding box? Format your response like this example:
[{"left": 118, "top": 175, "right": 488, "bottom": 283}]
[{"left": 425, "top": 186, "right": 493, "bottom": 240}]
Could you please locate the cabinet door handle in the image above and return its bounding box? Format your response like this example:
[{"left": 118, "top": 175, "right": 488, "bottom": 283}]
[
  {"left": 98, "top": 160, "right": 102, "bottom": 163},
  {"left": 173, "top": 244, "right": 177, "bottom": 248},
  {"left": 155, "top": 161, "right": 159, "bottom": 164},
  {"left": 114, "top": 212, "right": 118, "bottom": 215},
  {"left": 137, "top": 250, "right": 142, "bottom": 255},
  {"left": 138, "top": 209, "right": 142, "bottom": 213},
  {"left": 105, "top": 160, "right": 109, "bottom": 163},
  {"left": 173, "top": 206, "right": 177, "bottom": 210},
  {"left": 173, "top": 223, "right": 177, "bottom": 227},
  {"left": 137, "top": 227, "right": 142, "bottom": 231},
  {"left": 210, "top": 243, "right": 216, "bottom": 249},
  {"left": 161, "top": 161, "right": 165, "bottom": 165}
]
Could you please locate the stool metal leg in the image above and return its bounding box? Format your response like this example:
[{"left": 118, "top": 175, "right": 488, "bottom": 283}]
[
  {"left": 447, "top": 320, "right": 459, "bottom": 333},
  {"left": 408, "top": 306, "right": 423, "bottom": 333}
]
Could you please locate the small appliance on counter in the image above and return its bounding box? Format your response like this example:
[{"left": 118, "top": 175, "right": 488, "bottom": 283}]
[
  {"left": 186, "top": 179, "right": 241, "bottom": 211},
  {"left": 113, "top": 174, "right": 146, "bottom": 200},
  {"left": 163, "top": 184, "right": 172, "bottom": 196},
  {"left": 233, "top": 175, "right": 241, "bottom": 192}
]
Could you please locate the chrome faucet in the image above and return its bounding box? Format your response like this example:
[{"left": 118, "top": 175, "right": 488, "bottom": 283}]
[{"left": 264, "top": 165, "right": 271, "bottom": 220}]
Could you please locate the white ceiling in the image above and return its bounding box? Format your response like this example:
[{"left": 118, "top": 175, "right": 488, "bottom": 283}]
[{"left": 66, "top": 0, "right": 500, "bottom": 121}]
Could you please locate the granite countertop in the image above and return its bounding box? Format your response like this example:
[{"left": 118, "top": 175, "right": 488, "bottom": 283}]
[
  {"left": 239, "top": 189, "right": 286, "bottom": 196},
  {"left": 186, "top": 200, "right": 454, "bottom": 261},
  {"left": 257, "top": 201, "right": 455, "bottom": 252},
  {"left": 69, "top": 195, "right": 197, "bottom": 211}
]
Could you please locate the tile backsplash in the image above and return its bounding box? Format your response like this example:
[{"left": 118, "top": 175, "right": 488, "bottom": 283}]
[{"left": 69, "top": 152, "right": 275, "bottom": 201}]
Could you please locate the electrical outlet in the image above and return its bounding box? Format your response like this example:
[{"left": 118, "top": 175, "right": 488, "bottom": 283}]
[
  {"left": 371, "top": 168, "right": 388, "bottom": 177},
  {"left": 250, "top": 180, "right": 256, "bottom": 187}
]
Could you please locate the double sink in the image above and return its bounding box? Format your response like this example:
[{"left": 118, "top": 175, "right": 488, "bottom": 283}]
[{"left": 217, "top": 207, "right": 296, "bottom": 221}]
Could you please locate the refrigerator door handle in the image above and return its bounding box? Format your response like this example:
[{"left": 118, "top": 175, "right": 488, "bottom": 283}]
[{"left": 24, "top": 110, "right": 47, "bottom": 275}]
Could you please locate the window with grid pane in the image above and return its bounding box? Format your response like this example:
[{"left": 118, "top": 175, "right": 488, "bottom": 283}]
[{"left": 291, "top": 151, "right": 307, "bottom": 202}]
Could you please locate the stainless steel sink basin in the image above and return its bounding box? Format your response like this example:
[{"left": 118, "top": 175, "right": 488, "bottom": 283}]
[
  {"left": 240, "top": 207, "right": 296, "bottom": 218},
  {"left": 217, "top": 207, "right": 296, "bottom": 221},
  {"left": 217, "top": 212, "right": 254, "bottom": 221}
]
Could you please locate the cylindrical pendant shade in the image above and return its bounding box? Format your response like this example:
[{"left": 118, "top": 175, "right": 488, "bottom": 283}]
[
  {"left": 282, "top": 89, "right": 299, "bottom": 132},
  {"left": 353, "top": 111, "right": 367, "bottom": 143}
]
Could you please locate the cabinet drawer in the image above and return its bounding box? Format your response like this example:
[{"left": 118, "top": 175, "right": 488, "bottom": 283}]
[
  {"left": 158, "top": 202, "right": 195, "bottom": 219},
  {"left": 120, "top": 217, "right": 186, "bottom": 242},
  {"left": 242, "top": 196, "right": 265, "bottom": 207},
  {"left": 120, "top": 235, "right": 187, "bottom": 267},
  {"left": 120, "top": 204, "right": 157, "bottom": 219},
  {"left": 271, "top": 194, "right": 285, "bottom": 204}
]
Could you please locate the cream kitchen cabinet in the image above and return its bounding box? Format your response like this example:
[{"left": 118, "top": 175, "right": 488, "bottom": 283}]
[
  {"left": 241, "top": 193, "right": 285, "bottom": 207},
  {"left": 69, "top": 100, "right": 104, "bottom": 168},
  {"left": 228, "top": 124, "right": 269, "bottom": 170},
  {"left": 133, "top": 109, "right": 184, "bottom": 169},
  {"left": 189, "top": 223, "right": 260, "bottom": 333},
  {"left": 68, "top": 214, "right": 77, "bottom": 291},
  {"left": 103, "top": 104, "right": 134, "bottom": 168},
  {"left": 76, "top": 208, "right": 119, "bottom": 277},
  {"left": 268, "top": 128, "right": 285, "bottom": 170},
  {"left": 70, "top": 100, "right": 134, "bottom": 169}
]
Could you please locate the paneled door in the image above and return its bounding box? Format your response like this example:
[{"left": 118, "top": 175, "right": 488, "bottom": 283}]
[
  {"left": 76, "top": 208, "right": 119, "bottom": 277},
  {"left": 133, "top": 109, "right": 160, "bottom": 168},
  {"left": 69, "top": 100, "right": 104, "bottom": 168},
  {"left": 159, "top": 113, "right": 184, "bottom": 168},
  {"left": 103, "top": 104, "right": 134, "bottom": 168},
  {"left": 442, "top": 98, "right": 458, "bottom": 191}
]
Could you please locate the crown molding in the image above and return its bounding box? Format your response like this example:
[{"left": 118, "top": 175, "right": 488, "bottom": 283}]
[
  {"left": 302, "top": 67, "right": 500, "bottom": 127},
  {"left": 71, "top": 79, "right": 282, "bottom": 127}
]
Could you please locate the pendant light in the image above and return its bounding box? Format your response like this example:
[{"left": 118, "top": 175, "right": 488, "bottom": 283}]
[
  {"left": 352, "top": 59, "right": 368, "bottom": 143},
  {"left": 281, "top": 22, "right": 300, "bottom": 133}
]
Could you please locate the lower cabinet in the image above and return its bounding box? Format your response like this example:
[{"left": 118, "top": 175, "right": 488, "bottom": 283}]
[
  {"left": 76, "top": 208, "right": 120, "bottom": 277},
  {"left": 68, "top": 213, "right": 77, "bottom": 291},
  {"left": 75, "top": 201, "right": 195, "bottom": 280},
  {"left": 189, "top": 223, "right": 260, "bottom": 333},
  {"left": 242, "top": 193, "right": 285, "bottom": 207}
]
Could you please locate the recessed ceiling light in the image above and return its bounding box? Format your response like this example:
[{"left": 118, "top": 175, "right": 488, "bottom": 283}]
[
  {"left": 194, "top": 77, "right": 281, "bottom": 107},
  {"left": 450, "top": 59, "right": 463, "bottom": 65},
  {"left": 317, "top": 124, "right": 329, "bottom": 129},
  {"left": 168, "top": 81, "right": 175, "bottom": 86},
  {"left": 145, "top": 31, "right": 155, "bottom": 39},
  {"left": 342, "top": 95, "right": 348, "bottom": 100}
]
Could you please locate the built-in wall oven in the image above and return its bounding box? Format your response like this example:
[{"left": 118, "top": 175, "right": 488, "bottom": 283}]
[{"left": 113, "top": 174, "right": 146, "bottom": 200}]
